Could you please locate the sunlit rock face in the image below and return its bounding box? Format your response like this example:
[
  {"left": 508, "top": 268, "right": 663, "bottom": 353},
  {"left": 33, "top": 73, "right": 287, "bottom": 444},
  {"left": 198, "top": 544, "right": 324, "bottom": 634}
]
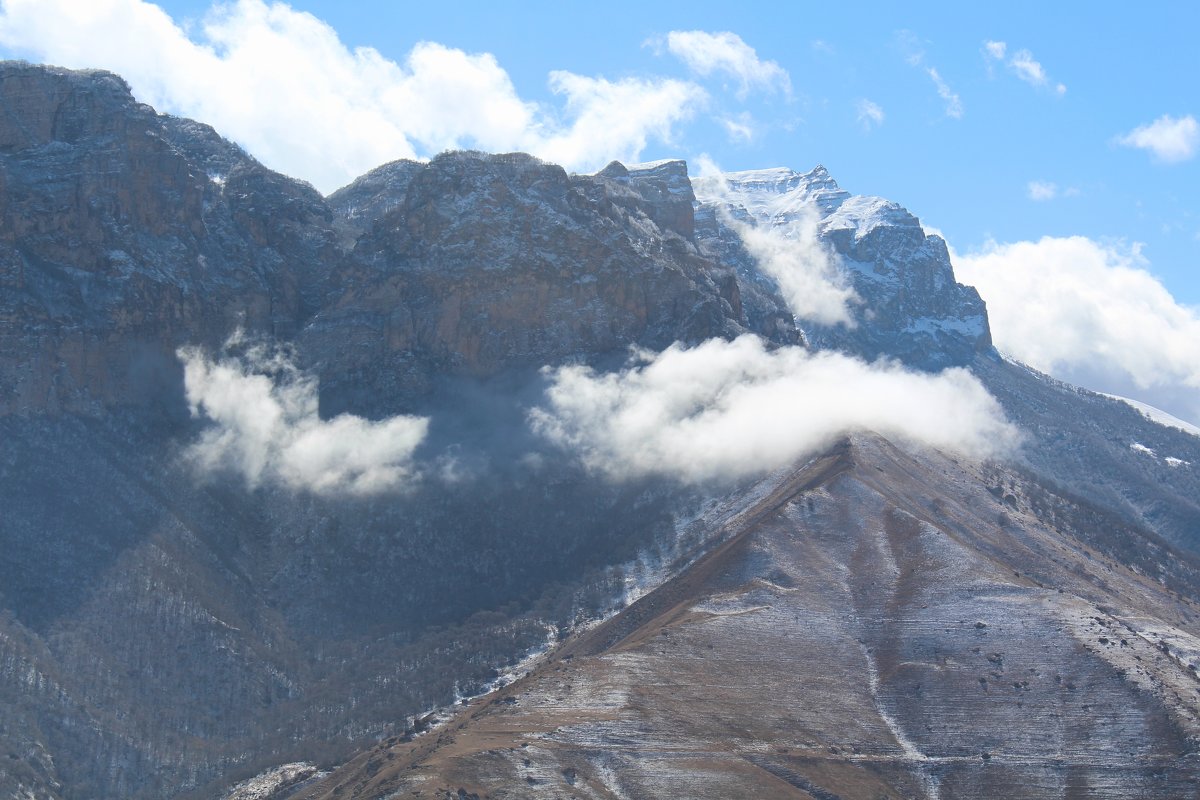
[{"left": 695, "top": 165, "right": 992, "bottom": 370}]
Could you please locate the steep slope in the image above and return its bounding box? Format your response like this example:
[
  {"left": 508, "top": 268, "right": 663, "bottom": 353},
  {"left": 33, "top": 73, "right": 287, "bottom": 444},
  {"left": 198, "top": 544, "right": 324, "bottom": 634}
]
[{"left": 297, "top": 436, "right": 1200, "bottom": 800}]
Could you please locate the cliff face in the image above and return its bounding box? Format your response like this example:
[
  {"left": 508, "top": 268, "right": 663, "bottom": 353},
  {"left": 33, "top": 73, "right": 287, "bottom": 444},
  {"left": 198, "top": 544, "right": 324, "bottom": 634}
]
[
  {"left": 0, "top": 63, "right": 337, "bottom": 416},
  {"left": 310, "top": 152, "right": 749, "bottom": 414}
]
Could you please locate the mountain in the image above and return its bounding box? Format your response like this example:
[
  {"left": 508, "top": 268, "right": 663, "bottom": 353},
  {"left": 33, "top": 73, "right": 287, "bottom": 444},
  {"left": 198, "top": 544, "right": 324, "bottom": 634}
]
[
  {"left": 0, "top": 62, "right": 1197, "bottom": 800},
  {"left": 297, "top": 435, "right": 1200, "bottom": 800}
]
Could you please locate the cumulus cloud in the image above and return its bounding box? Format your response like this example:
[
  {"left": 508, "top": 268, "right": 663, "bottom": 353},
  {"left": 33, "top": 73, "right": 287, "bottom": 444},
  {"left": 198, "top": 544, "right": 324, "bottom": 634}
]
[
  {"left": 178, "top": 338, "right": 429, "bottom": 494},
  {"left": 661, "top": 30, "right": 791, "bottom": 98},
  {"left": 530, "top": 335, "right": 1018, "bottom": 484},
  {"left": 984, "top": 41, "right": 1066, "bottom": 95},
  {"left": 0, "top": 0, "right": 707, "bottom": 192},
  {"left": 856, "top": 98, "right": 885, "bottom": 131},
  {"left": 1116, "top": 114, "right": 1199, "bottom": 163},
  {"left": 956, "top": 236, "right": 1200, "bottom": 425}
]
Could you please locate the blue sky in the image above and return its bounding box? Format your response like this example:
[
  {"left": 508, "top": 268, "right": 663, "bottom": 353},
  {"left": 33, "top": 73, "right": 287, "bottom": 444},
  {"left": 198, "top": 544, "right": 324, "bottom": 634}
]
[{"left": 2, "top": 0, "right": 1199, "bottom": 423}]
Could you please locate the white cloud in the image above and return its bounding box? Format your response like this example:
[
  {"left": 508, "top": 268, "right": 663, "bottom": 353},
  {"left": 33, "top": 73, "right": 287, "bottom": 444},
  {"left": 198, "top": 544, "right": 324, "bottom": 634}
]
[
  {"left": 0, "top": 0, "right": 708, "bottom": 192},
  {"left": 662, "top": 30, "right": 791, "bottom": 98},
  {"left": 856, "top": 98, "right": 885, "bottom": 131},
  {"left": 179, "top": 338, "right": 429, "bottom": 494},
  {"left": 530, "top": 335, "right": 1018, "bottom": 484},
  {"left": 956, "top": 236, "right": 1200, "bottom": 425},
  {"left": 927, "top": 67, "right": 963, "bottom": 119},
  {"left": 1117, "top": 114, "right": 1199, "bottom": 163},
  {"left": 1027, "top": 180, "right": 1058, "bottom": 201},
  {"left": 983, "top": 40, "right": 1065, "bottom": 95}
]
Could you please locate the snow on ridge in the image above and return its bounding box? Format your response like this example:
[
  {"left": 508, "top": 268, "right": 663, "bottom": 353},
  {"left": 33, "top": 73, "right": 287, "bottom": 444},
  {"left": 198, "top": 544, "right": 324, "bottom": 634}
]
[{"left": 1104, "top": 394, "right": 1200, "bottom": 439}]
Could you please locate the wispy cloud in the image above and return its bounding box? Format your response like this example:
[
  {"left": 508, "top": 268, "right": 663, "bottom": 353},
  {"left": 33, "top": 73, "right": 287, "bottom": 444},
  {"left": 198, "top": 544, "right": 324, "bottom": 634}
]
[
  {"left": 179, "top": 335, "right": 429, "bottom": 494},
  {"left": 856, "top": 98, "right": 885, "bottom": 131},
  {"left": 719, "top": 111, "right": 756, "bottom": 143},
  {"left": 658, "top": 30, "right": 791, "bottom": 99},
  {"left": 0, "top": 0, "right": 708, "bottom": 192},
  {"left": 1027, "top": 180, "right": 1057, "bottom": 201},
  {"left": 695, "top": 171, "right": 858, "bottom": 326},
  {"left": 956, "top": 236, "right": 1200, "bottom": 425},
  {"left": 530, "top": 335, "right": 1018, "bottom": 484},
  {"left": 1116, "top": 114, "right": 1199, "bottom": 163},
  {"left": 897, "top": 31, "right": 962, "bottom": 118},
  {"left": 926, "top": 67, "right": 963, "bottom": 119},
  {"left": 983, "top": 40, "right": 1066, "bottom": 95}
]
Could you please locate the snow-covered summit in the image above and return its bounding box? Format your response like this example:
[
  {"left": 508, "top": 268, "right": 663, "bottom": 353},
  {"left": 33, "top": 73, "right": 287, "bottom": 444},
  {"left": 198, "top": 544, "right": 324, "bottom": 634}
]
[{"left": 693, "top": 164, "right": 850, "bottom": 220}]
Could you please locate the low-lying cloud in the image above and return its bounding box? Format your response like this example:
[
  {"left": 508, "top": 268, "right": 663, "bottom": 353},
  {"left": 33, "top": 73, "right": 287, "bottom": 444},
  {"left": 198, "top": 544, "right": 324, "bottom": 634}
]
[
  {"left": 179, "top": 340, "right": 428, "bottom": 494},
  {"left": 956, "top": 236, "right": 1200, "bottom": 425},
  {"left": 530, "top": 335, "right": 1018, "bottom": 484}
]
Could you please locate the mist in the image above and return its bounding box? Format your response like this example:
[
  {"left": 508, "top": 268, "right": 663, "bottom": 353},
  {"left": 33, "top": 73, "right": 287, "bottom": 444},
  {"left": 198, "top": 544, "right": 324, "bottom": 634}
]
[
  {"left": 178, "top": 341, "right": 429, "bottom": 495},
  {"left": 530, "top": 335, "right": 1019, "bottom": 484}
]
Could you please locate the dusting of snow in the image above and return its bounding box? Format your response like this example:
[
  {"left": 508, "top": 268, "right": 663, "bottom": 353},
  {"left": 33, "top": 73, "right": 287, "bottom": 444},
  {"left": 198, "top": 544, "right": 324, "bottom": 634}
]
[
  {"left": 1104, "top": 393, "right": 1200, "bottom": 438},
  {"left": 1129, "top": 442, "right": 1156, "bottom": 457}
]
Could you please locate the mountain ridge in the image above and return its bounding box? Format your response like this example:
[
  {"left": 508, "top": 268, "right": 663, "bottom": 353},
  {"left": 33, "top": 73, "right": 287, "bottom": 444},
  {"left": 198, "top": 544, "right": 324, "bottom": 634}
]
[{"left": 0, "top": 62, "right": 1197, "bottom": 800}]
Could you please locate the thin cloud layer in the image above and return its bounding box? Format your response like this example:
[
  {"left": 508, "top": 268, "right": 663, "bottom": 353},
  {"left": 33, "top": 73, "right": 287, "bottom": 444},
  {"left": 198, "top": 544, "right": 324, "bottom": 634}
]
[
  {"left": 1117, "top": 114, "right": 1199, "bottom": 163},
  {"left": 956, "top": 236, "right": 1200, "bottom": 425},
  {"left": 0, "top": 0, "right": 706, "bottom": 192},
  {"left": 530, "top": 335, "right": 1018, "bottom": 484},
  {"left": 897, "top": 31, "right": 962, "bottom": 119},
  {"left": 179, "top": 340, "right": 429, "bottom": 494},
  {"left": 662, "top": 30, "right": 791, "bottom": 98},
  {"left": 856, "top": 99, "right": 885, "bottom": 131}
]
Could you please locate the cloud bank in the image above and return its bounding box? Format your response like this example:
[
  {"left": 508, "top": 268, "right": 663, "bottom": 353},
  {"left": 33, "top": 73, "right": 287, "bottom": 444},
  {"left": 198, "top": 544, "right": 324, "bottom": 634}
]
[
  {"left": 0, "top": 0, "right": 706, "bottom": 192},
  {"left": 179, "top": 340, "right": 429, "bottom": 494},
  {"left": 956, "top": 236, "right": 1200, "bottom": 425},
  {"left": 1116, "top": 114, "right": 1199, "bottom": 163},
  {"left": 530, "top": 335, "right": 1018, "bottom": 484},
  {"left": 661, "top": 30, "right": 791, "bottom": 98}
]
